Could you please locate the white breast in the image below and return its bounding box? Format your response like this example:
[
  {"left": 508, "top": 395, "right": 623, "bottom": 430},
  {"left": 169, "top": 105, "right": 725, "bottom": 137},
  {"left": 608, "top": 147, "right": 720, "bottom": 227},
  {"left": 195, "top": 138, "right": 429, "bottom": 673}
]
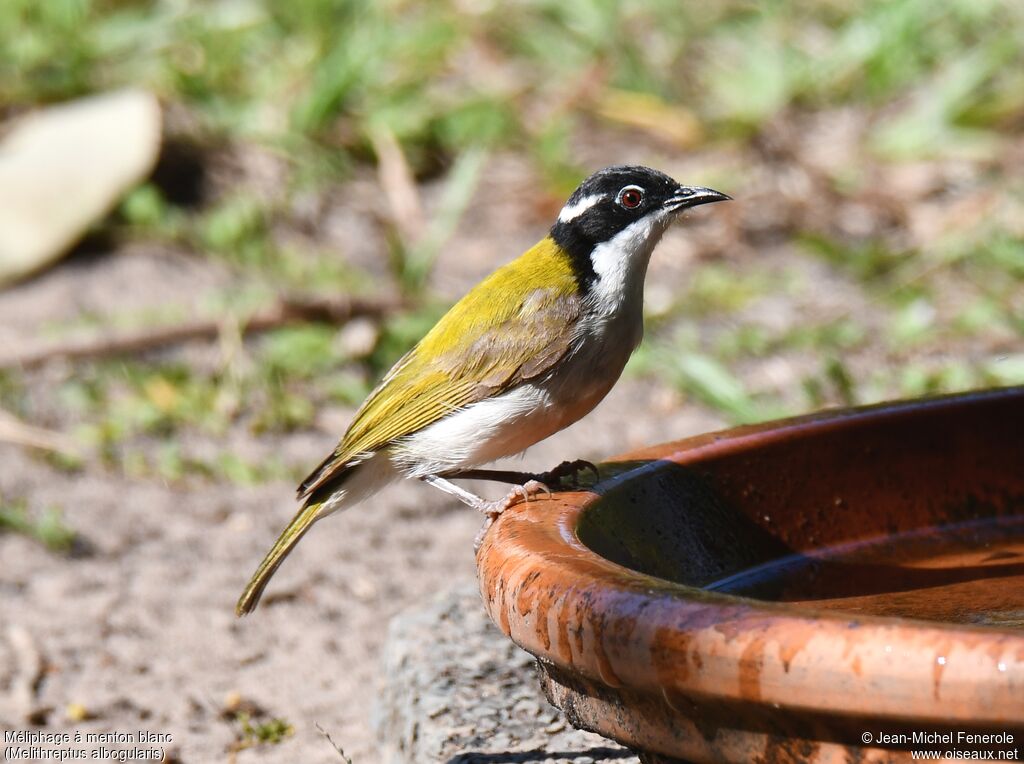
[{"left": 391, "top": 384, "right": 554, "bottom": 476}]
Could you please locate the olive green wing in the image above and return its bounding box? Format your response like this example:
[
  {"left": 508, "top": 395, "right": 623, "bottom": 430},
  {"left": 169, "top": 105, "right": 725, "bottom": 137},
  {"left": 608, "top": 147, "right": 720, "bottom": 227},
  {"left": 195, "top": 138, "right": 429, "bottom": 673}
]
[{"left": 298, "top": 238, "right": 582, "bottom": 500}]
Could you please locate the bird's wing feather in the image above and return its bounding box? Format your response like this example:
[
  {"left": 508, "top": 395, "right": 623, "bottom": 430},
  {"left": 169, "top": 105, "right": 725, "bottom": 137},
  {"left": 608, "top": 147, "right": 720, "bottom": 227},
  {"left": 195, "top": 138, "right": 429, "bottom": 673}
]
[{"left": 298, "top": 237, "right": 582, "bottom": 499}]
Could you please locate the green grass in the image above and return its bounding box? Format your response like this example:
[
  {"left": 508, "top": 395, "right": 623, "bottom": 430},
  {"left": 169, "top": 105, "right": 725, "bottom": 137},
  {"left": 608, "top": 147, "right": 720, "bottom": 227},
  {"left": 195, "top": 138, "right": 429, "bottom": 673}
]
[
  {"left": 0, "top": 500, "right": 78, "bottom": 552},
  {"left": 6, "top": 1, "right": 1022, "bottom": 169},
  {"left": 231, "top": 711, "right": 294, "bottom": 749}
]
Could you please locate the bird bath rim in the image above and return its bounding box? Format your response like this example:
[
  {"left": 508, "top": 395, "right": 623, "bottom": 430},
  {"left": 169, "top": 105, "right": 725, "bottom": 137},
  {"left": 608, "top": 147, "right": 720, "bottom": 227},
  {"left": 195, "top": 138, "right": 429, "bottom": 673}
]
[{"left": 475, "top": 387, "right": 1024, "bottom": 762}]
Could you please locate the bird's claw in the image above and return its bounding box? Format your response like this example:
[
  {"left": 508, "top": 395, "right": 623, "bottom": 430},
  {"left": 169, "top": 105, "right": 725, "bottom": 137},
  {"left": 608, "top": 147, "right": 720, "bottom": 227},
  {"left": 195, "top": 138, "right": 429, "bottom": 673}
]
[
  {"left": 469, "top": 464, "right": 598, "bottom": 550},
  {"left": 513, "top": 479, "right": 553, "bottom": 503},
  {"left": 472, "top": 480, "right": 553, "bottom": 551},
  {"left": 473, "top": 479, "right": 551, "bottom": 516},
  {"left": 473, "top": 516, "right": 493, "bottom": 552},
  {"left": 535, "top": 459, "right": 600, "bottom": 489}
]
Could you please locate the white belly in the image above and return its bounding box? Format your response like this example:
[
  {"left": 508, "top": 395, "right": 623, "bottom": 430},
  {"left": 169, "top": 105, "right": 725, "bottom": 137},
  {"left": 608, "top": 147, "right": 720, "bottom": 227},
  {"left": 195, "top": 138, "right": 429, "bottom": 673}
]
[{"left": 390, "top": 309, "right": 641, "bottom": 477}]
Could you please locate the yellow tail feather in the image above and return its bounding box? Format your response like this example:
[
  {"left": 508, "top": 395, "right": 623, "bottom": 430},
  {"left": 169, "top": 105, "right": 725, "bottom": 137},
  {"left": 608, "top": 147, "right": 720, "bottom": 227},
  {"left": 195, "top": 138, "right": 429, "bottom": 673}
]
[{"left": 236, "top": 501, "right": 323, "bottom": 616}]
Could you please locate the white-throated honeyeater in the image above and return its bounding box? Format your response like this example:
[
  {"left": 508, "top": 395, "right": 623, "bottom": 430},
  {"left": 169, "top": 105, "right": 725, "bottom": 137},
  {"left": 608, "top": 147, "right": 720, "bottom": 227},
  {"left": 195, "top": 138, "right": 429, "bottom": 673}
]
[{"left": 237, "top": 165, "right": 729, "bottom": 615}]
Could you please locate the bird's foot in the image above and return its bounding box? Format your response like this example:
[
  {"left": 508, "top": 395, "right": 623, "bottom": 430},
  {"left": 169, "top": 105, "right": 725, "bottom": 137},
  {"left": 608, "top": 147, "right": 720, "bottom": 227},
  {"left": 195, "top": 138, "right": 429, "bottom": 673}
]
[
  {"left": 421, "top": 474, "right": 554, "bottom": 552},
  {"left": 421, "top": 474, "right": 551, "bottom": 515},
  {"left": 472, "top": 479, "right": 552, "bottom": 516},
  {"left": 534, "top": 459, "right": 600, "bottom": 489},
  {"left": 471, "top": 480, "right": 552, "bottom": 552}
]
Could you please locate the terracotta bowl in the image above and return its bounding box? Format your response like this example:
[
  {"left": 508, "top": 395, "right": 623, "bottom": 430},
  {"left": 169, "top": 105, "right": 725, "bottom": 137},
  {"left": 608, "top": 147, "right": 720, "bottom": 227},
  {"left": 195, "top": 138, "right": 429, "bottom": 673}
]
[{"left": 476, "top": 387, "right": 1024, "bottom": 763}]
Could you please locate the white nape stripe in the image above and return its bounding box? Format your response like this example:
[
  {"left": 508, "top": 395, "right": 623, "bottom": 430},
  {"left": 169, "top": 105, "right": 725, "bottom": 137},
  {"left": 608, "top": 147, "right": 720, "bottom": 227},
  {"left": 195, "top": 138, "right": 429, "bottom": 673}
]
[{"left": 557, "top": 194, "right": 603, "bottom": 223}]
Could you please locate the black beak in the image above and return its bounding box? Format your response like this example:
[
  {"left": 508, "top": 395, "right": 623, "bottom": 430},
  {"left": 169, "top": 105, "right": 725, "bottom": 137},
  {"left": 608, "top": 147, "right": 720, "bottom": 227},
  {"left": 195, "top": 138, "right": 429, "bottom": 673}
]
[{"left": 664, "top": 185, "right": 731, "bottom": 212}]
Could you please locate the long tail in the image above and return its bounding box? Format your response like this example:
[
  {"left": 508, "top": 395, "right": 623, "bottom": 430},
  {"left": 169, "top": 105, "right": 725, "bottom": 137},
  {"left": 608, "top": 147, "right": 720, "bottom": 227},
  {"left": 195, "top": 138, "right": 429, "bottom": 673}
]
[{"left": 236, "top": 500, "right": 324, "bottom": 616}]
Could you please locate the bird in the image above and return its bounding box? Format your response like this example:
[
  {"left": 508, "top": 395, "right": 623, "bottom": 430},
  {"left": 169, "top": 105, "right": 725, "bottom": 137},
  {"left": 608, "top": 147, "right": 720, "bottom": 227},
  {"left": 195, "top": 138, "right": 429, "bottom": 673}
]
[{"left": 236, "top": 165, "right": 729, "bottom": 615}]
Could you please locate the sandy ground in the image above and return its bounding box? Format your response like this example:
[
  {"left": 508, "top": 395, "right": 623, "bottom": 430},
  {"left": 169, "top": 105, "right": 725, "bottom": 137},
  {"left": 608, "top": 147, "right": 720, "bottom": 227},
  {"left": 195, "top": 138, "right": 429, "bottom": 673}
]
[{"left": 0, "top": 364, "right": 719, "bottom": 763}]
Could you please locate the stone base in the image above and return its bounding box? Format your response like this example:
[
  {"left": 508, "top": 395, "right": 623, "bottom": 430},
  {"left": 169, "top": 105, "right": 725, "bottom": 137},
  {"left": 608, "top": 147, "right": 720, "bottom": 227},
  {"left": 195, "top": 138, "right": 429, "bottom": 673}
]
[{"left": 376, "top": 582, "right": 639, "bottom": 764}]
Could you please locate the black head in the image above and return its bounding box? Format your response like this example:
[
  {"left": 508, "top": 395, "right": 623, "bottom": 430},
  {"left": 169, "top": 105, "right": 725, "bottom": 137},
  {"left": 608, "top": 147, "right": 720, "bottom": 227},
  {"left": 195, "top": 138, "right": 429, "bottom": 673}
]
[{"left": 550, "top": 165, "right": 730, "bottom": 288}]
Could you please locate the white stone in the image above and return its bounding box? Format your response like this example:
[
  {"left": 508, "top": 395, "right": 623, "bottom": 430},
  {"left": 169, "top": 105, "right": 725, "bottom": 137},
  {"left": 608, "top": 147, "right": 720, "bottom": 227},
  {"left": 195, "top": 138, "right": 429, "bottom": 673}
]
[{"left": 0, "top": 89, "right": 161, "bottom": 285}]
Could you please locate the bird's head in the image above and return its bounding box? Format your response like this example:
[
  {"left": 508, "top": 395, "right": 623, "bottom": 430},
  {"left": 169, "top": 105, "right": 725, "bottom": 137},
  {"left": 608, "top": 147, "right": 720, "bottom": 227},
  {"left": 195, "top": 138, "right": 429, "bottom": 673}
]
[{"left": 550, "top": 165, "right": 730, "bottom": 297}]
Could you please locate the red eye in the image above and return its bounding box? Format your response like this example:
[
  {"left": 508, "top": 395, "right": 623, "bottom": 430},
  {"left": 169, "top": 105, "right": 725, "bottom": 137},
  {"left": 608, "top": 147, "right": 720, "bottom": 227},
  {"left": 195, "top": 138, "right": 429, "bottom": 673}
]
[{"left": 619, "top": 187, "right": 644, "bottom": 209}]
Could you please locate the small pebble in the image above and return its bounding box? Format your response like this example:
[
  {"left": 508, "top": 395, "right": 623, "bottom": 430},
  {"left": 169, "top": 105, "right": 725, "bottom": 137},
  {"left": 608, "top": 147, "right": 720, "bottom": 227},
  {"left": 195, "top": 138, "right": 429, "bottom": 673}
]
[{"left": 66, "top": 702, "right": 91, "bottom": 722}]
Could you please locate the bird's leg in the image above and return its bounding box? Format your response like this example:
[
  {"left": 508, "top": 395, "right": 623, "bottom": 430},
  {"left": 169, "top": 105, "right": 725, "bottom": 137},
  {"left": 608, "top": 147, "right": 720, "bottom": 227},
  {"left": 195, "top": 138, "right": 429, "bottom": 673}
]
[
  {"left": 439, "top": 468, "right": 541, "bottom": 485},
  {"left": 421, "top": 474, "right": 552, "bottom": 553},
  {"left": 420, "top": 475, "right": 551, "bottom": 515},
  {"left": 443, "top": 460, "right": 600, "bottom": 490}
]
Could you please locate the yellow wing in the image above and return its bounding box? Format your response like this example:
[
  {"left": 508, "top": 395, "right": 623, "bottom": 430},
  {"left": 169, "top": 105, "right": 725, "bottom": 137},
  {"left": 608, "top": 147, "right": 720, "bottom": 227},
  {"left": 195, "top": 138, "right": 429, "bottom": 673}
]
[{"left": 298, "top": 237, "right": 582, "bottom": 500}]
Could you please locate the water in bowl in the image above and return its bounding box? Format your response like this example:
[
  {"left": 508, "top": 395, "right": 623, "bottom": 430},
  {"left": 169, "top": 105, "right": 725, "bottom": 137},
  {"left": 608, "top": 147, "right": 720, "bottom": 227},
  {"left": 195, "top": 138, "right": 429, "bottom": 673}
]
[{"left": 705, "top": 515, "right": 1024, "bottom": 626}]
